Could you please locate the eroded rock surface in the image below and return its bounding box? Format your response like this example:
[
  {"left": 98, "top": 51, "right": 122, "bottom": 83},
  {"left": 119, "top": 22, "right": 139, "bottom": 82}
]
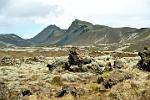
[{"left": 137, "top": 47, "right": 150, "bottom": 71}]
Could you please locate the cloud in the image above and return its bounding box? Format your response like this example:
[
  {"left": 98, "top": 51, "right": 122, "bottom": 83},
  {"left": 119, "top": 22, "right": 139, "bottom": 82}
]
[
  {"left": 3, "top": 1, "right": 62, "bottom": 18},
  {"left": 0, "top": 16, "right": 15, "bottom": 27},
  {"left": 31, "top": 0, "right": 150, "bottom": 28},
  {"left": 0, "top": 0, "right": 11, "bottom": 10},
  {"left": 0, "top": 0, "right": 64, "bottom": 38},
  {"left": 0, "top": 0, "right": 63, "bottom": 27}
]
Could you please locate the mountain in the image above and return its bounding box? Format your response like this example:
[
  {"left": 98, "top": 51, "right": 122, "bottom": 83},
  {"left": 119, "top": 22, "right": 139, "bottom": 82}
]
[
  {"left": 30, "top": 19, "right": 150, "bottom": 51},
  {"left": 56, "top": 19, "right": 139, "bottom": 45},
  {"left": 0, "top": 34, "right": 32, "bottom": 47},
  {"left": 0, "top": 41, "right": 10, "bottom": 48},
  {"left": 123, "top": 28, "right": 150, "bottom": 51},
  {"left": 0, "top": 19, "right": 150, "bottom": 51},
  {"left": 29, "top": 25, "right": 65, "bottom": 46}
]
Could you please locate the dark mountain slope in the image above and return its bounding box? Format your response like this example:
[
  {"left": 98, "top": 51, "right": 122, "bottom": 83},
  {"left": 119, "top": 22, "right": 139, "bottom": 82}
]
[
  {"left": 29, "top": 25, "right": 65, "bottom": 45},
  {"left": 0, "top": 34, "right": 32, "bottom": 47},
  {"left": 56, "top": 19, "right": 138, "bottom": 45}
]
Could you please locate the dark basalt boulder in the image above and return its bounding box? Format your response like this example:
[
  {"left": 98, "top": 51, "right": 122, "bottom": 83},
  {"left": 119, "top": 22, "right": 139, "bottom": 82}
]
[
  {"left": 22, "top": 89, "right": 32, "bottom": 96},
  {"left": 47, "top": 64, "right": 56, "bottom": 72},
  {"left": 68, "top": 47, "right": 82, "bottom": 66},
  {"left": 137, "top": 47, "right": 150, "bottom": 71},
  {"left": 66, "top": 47, "right": 83, "bottom": 72}
]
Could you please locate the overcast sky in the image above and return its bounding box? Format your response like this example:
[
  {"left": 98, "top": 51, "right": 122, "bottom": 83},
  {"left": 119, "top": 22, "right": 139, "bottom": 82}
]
[{"left": 0, "top": 0, "right": 150, "bottom": 38}]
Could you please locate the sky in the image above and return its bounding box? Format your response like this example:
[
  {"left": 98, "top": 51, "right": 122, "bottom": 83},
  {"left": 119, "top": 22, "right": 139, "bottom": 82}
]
[{"left": 0, "top": 0, "right": 150, "bottom": 39}]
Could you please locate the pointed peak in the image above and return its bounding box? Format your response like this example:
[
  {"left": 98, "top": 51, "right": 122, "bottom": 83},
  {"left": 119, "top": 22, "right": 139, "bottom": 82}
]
[
  {"left": 74, "top": 19, "right": 82, "bottom": 22},
  {"left": 72, "top": 19, "right": 93, "bottom": 26},
  {"left": 67, "top": 19, "right": 93, "bottom": 33},
  {"left": 43, "top": 24, "right": 62, "bottom": 31},
  {"left": 47, "top": 24, "right": 59, "bottom": 28}
]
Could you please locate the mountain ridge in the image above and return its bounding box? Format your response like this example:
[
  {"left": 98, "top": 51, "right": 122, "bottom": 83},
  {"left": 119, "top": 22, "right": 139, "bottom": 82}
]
[{"left": 0, "top": 19, "right": 150, "bottom": 51}]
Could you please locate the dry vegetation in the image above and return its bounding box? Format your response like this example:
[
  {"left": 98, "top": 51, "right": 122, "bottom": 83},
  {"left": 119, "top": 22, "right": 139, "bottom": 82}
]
[
  {"left": 0, "top": 46, "right": 150, "bottom": 100},
  {"left": 0, "top": 50, "right": 67, "bottom": 59}
]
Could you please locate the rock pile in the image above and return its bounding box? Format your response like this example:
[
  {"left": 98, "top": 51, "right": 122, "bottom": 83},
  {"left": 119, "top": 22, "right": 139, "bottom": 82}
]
[
  {"left": 66, "top": 47, "right": 103, "bottom": 73},
  {"left": 137, "top": 47, "right": 150, "bottom": 71},
  {"left": 0, "top": 56, "right": 15, "bottom": 66},
  {"left": 46, "top": 47, "right": 106, "bottom": 74},
  {"left": 68, "top": 47, "right": 82, "bottom": 66}
]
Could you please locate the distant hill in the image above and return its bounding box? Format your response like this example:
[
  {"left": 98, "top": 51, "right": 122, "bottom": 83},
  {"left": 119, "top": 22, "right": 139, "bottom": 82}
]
[
  {"left": 0, "top": 34, "right": 32, "bottom": 47},
  {"left": 0, "top": 19, "right": 150, "bottom": 51}
]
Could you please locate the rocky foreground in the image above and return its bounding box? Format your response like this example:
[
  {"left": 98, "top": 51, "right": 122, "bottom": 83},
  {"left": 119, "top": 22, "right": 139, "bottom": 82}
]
[{"left": 0, "top": 47, "right": 150, "bottom": 100}]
